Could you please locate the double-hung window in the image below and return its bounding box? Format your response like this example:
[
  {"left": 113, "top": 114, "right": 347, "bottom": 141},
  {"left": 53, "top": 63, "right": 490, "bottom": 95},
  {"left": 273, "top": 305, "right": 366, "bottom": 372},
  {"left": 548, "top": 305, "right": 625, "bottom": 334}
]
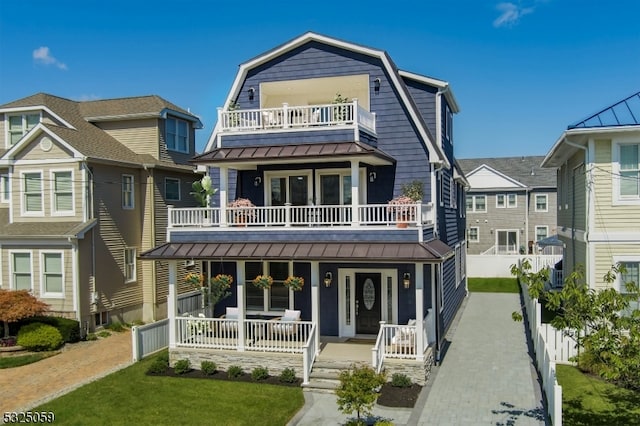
[
  {"left": 165, "top": 178, "right": 181, "bottom": 201},
  {"left": 466, "top": 195, "right": 486, "bottom": 212},
  {"left": 7, "top": 113, "right": 39, "bottom": 146},
  {"left": 507, "top": 193, "right": 517, "bottom": 208},
  {"left": 166, "top": 118, "right": 188, "bottom": 153},
  {"left": 124, "top": 248, "right": 136, "bottom": 283},
  {"left": 496, "top": 194, "right": 505, "bottom": 208},
  {"left": 0, "top": 174, "right": 9, "bottom": 203},
  {"left": 619, "top": 144, "right": 640, "bottom": 199},
  {"left": 122, "top": 175, "right": 134, "bottom": 209},
  {"left": 619, "top": 261, "right": 639, "bottom": 316},
  {"left": 12, "top": 252, "right": 32, "bottom": 291},
  {"left": 52, "top": 171, "right": 73, "bottom": 214},
  {"left": 535, "top": 226, "right": 548, "bottom": 241},
  {"left": 41, "top": 252, "right": 64, "bottom": 297},
  {"left": 468, "top": 227, "right": 479, "bottom": 242},
  {"left": 535, "top": 194, "right": 548, "bottom": 212},
  {"left": 23, "top": 172, "right": 43, "bottom": 214},
  {"left": 245, "top": 261, "right": 292, "bottom": 312}
]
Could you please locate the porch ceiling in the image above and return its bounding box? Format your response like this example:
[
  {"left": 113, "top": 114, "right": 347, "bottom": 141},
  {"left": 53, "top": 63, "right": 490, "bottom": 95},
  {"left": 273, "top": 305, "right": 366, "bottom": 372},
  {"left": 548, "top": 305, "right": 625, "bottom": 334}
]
[
  {"left": 140, "top": 241, "right": 452, "bottom": 262},
  {"left": 191, "top": 141, "right": 395, "bottom": 168}
]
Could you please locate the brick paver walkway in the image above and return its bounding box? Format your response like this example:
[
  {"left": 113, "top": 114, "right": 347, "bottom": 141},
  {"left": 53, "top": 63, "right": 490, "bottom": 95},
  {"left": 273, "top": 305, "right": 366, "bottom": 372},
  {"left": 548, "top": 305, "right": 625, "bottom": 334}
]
[{"left": 0, "top": 330, "right": 132, "bottom": 413}]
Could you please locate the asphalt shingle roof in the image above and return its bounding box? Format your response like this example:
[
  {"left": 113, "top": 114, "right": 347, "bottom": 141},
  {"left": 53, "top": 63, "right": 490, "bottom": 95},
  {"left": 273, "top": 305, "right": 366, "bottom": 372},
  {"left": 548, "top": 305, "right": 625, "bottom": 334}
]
[{"left": 458, "top": 155, "right": 556, "bottom": 188}]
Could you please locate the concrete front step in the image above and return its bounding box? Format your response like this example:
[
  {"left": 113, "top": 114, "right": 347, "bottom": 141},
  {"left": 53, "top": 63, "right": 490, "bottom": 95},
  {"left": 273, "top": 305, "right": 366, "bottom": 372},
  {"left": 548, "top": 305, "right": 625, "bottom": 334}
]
[{"left": 302, "top": 379, "right": 339, "bottom": 393}]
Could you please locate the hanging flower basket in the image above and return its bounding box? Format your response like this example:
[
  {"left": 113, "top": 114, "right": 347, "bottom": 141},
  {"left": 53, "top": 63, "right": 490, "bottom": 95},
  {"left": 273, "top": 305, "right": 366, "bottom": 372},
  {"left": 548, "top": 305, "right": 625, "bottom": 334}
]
[
  {"left": 252, "top": 275, "right": 273, "bottom": 289},
  {"left": 184, "top": 272, "right": 205, "bottom": 288},
  {"left": 211, "top": 274, "right": 233, "bottom": 290},
  {"left": 284, "top": 276, "right": 304, "bottom": 291}
]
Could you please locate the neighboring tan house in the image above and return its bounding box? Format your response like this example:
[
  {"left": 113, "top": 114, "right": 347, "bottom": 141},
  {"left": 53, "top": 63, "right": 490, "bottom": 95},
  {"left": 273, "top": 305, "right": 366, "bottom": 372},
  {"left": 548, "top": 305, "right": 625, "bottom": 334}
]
[
  {"left": 459, "top": 156, "right": 557, "bottom": 255},
  {"left": 542, "top": 91, "right": 640, "bottom": 305},
  {"left": 141, "top": 32, "right": 468, "bottom": 386},
  {"left": 0, "top": 93, "right": 202, "bottom": 332}
]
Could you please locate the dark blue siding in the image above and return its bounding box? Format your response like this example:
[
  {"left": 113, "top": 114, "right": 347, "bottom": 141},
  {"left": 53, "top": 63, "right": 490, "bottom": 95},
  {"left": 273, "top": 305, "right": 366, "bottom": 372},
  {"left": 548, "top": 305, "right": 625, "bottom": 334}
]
[
  {"left": 293, "top": 262, "right": 312, "bottom": 321},
  {"left": 403, "top": 78, "right": 437, "bottom": 137},
  {"left": 438, "top": 257, "right": 466, "bottom": 338},
  {"left": 220, "top": 128, "right": 355, "bottom": 147}
]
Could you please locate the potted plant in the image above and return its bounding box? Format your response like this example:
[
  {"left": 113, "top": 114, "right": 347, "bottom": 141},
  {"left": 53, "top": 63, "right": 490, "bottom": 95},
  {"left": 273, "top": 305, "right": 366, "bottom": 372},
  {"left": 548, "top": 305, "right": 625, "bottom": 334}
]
[
  {"left": 190, "top": 175, "right": 218, "bottom": 207},
  {"left": 388, "top": 180, "right": 423, "bottom": 228},
  {"left": 283, "top": 276, "right": 304, "bottom": 292},
  {"left": 228, "top": 198, "right": 256, "bottom": 226},
  {"left": 332, "top": 93, "right": 351, "bottom": 121},
  {"left": 252, "top": 275, "right": 273, "bottom": 290},
  {"left": 209, "top": 274, "right": 233, "bottom": 308}
]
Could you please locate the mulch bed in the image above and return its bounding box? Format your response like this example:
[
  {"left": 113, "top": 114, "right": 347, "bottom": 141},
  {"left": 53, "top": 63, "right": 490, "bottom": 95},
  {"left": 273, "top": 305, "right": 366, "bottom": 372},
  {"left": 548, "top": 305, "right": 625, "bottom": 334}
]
[
  {"left": 147, "top": 368, "right": 302, "bottom": 387},
  {"left": 376, "top": 383, "right": 422, "bottom": 408}
]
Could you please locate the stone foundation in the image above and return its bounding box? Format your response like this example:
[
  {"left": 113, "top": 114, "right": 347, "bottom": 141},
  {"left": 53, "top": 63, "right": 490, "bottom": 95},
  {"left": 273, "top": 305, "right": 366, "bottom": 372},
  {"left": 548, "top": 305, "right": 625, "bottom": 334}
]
[
  {"left": 170, "top": 347, "right": 304, "bottom": 377},
  {"left": 382, "top": 346, "right": 435, "bottom": 386}
]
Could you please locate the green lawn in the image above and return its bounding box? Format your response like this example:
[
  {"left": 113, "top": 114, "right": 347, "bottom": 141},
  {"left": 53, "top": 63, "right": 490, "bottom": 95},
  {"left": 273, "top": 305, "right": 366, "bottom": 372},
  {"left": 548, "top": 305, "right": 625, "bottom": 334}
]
[
  {"left": 0, "top": 352, "right": 53, "bottom": 369},
  {"left": 556, "top": 365, "right": 640, "bottom": 426},
  {"left": 36, "top": 352, "right": 304, "bottom": 425},
  {"left": 467, "top": 277, "right": 519, "bottom": 293}
]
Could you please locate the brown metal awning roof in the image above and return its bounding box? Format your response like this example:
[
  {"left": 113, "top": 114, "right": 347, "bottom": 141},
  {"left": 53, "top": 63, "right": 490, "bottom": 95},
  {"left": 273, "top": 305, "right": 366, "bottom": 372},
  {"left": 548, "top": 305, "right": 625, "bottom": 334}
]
[
  {"left": 140, "top": 241, "right": 453, "bottom": 262},
  {"left": 191, "top": 141, "right": 395, "bottom": 168}
]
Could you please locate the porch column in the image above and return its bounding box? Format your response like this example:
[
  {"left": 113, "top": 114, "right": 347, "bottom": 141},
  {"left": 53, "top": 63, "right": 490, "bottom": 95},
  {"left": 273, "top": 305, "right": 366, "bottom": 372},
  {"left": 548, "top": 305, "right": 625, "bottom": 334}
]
[
  {"left": 414, "top": 263, "right": 425, "bottom": 361},
  {"left": 311, "top": 261, "right": 320, "bottom": 354},
  {"left": 236, "top": 260, "right": 245, "bottom": 351},
  {"left": 350, "top": 159, "right": 360, "bottom": 226},
  {"left": 168, "top": 260, "right": 178, "bottom": 349},
  {"left": 219, "top": 166, "right": 229, "bottom": 227}
]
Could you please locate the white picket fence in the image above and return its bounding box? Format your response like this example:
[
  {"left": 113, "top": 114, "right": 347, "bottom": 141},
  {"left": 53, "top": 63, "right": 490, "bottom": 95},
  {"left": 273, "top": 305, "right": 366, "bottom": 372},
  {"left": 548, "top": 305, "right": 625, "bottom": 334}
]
[
  {"left": 519, "top": 278, "right": 567, "bottom": 426},
  {"left": 131, "top": 319, "right": 170, "bottom": 361}
]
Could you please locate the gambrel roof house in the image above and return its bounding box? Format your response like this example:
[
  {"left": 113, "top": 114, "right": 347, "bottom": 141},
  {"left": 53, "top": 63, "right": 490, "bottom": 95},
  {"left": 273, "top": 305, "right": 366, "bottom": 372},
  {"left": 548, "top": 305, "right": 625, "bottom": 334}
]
[
  {"left": 541, "top": 91, "right": 640, "bottom": 303},
  {"left": 141, "top": 32, "right": 468, "bottom": 387},
  {"left": 459, "top": 156, "right": 557, "bottom": 255},
  {"left": 0, "top": 93, "right": 203, "bottom": 331}
]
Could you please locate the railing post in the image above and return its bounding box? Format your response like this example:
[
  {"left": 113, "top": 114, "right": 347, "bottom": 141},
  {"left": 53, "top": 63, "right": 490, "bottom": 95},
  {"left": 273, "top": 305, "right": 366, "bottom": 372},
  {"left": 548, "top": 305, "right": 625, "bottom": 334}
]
[
  {"left": 131, "top": 326, "right": 139, "bottom": 362},
  {"left": 217, "top": 107, "right": 224, "bottom": 130},
  {"left": 282, "top": 103, "right": 289, "bottom": 128},
  {"left": 284, "top": 203, "right": 292, "bottom": 227},
  {"left": 167, "top": 205, "right": 174, "bottom": 227}
]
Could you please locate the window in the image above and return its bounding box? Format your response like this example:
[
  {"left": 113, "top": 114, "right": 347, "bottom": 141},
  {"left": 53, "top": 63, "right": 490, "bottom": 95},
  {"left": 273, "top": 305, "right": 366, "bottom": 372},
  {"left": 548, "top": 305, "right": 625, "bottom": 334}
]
[
  {"left": 41, "top": 252, "right": 64, "bottom": 296},
  {"left": 124, "top": 248, "right": 136, "bottom": 282},
  {"left": 496, "top": 194, "right": 505, "bottom": 208},
  {"left": 52, "top": 171, "right": 73, "bottom": 214},
  {"left": 0, "top": 174, "right": 8, "bottom": 203},
  {"left": 439, "top": 171, "right": 445, "bottom": 207},
  {"left": 166, "top": 118, "right": 188, "bottom": 153},
  {"left": 468, "top": 227, "right": 479, "bottom": 242},
  {"left": 11, "top": 252, "right": 32, "bottom": 290},
  {"left": 455, "top": 244, "right": 462, "bottom": 287},
  {"left": 122, "top": 175, "right": 134, "bottom": 209},
  {"left": 449, "top": 176, "right": 456, "bottom": 208},
  {"left": 619, "top": 144, "right": 639, "bottom": 198},
  {"left": 619, "top": 261, "right": 639, "bottom": 315},
  {"left": 535, "top": 226, "right": 548, "bottom": 241},
  {"left": 22, "top": 172, "right": 43, "bottom": 214},
  {"left": 507, "top": 193, "right": 517, "bottom": 208},
  {"left": 7, "top": 113, "right": 39, "bottom": 146},
  {"left": 466, "top": 195, "right": 486, "bottom": 212},
  {"left": 165, "top": 178, "right": 181, "bottom": 201},
  {"left": 444, "top": 105, "right": 453, "bottom": 142},
  {"left": 497, "top": 230, "right": 518, "bottom": 254},
  {"left": 245, "top": 261, "right": 293, "bottom": 312},
  {"left": 535, "top": 194, "right": 548, "bottom": 212}
]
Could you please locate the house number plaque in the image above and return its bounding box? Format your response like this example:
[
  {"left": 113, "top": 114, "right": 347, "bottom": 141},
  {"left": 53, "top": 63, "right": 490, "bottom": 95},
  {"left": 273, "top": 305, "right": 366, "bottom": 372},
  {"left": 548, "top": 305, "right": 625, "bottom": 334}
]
[{"left": 363, "top": 278, "right": 375, "bottom": 310}]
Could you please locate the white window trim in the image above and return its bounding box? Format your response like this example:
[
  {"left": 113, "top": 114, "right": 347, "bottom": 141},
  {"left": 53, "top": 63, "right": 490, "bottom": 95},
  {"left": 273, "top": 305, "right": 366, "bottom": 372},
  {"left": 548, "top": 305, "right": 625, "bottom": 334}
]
[
  {"left": 165, "top": 177, "right": 181, "bottom": 201},
  {"left": 449, "top": 176, "right": 456, "bottom": 208},
  {"left": 40, "top": 250, "right": 65, "bottom": 298},
  {"left": 245, "top": 261, "right": 296, "bottom": 314},
  {"left": 535, "top": 194, "right": 548, "bottom": 212},
  {"left": 496, "top": 194, "right": 505, "bottom": 208},
  {"left": 535, "top": 225, "right": 549, "bottom": 242},
  {"left": 4, "top": 112, "right": 41, "bottom": 148},
  {"left": 455, "top": 244, "right": 461, "bottom": 288},
  {"left": 122, "top": 174, "right": 135, "bottom": 209},
  {"left": 612, "top": 140, "right": 640, "bottom": 205},
  {"left": 469, "top": 195, "right": 486, "bottom": 212},
  {"left": 613, "top": 255, "right": 640, "bottom": 290},
  {"left": 507, "top": 193, "right": 517, "bottom": 208},
  {"left": 0, "top": 173, "right": 9, "bottom": 203},
  {"left": 9, "top": 250, "right": 33, "bottom": 291},
  {"left": 20, "top": 170, "right": 44, "bottom": 216},
  {"left": 166, "top": 117, "right": 190, "bottom": 153},
  {"left": 468, "top": 226, "right": 479, "bottom": 242},
  {"left": 438, "top": 171, "right": 444, "bottom": 207},
  {"left": 264, "top": 170, "right": 313, "bottom": 206},
  {"left": 124, "top": 247, "right": 137, "bottom": 283},
  {"left": 314, "top": 167, "right": 367, "bottom": 205},
  {"left": 495, "top": 229, "right": 519, "bottom": 254},
  {"left": 50, "top": 169, "right": 75, "bottom": 216}
]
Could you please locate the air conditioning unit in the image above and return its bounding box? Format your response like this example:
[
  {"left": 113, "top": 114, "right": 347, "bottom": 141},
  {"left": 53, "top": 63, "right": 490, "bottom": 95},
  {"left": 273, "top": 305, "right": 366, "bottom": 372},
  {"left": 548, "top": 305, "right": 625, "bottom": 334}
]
[{"left": 184, "top": 260, "right": 196, "bottom": 269}]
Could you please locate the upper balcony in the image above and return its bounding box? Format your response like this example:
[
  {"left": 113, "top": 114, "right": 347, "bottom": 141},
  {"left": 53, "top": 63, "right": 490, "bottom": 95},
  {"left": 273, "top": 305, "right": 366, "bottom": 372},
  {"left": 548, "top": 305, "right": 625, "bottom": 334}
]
[{"left": 217, "top": 100, "right": 376, "bottom": 136}]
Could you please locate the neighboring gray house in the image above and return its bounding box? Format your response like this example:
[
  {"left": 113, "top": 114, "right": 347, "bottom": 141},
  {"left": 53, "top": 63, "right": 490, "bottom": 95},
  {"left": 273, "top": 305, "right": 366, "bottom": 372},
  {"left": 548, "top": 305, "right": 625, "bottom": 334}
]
[{"left": 459, "top": 156, "right": 557, "bottom": 255}]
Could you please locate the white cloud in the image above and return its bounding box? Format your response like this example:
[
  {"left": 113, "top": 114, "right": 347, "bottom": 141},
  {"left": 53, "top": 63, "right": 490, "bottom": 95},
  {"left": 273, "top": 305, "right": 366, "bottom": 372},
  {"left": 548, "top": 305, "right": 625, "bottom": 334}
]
[
  {"left": 76, "top": 94, "right": 101, "bottom": 101},
  {"left": 32, "top": 46, "right": 68, "bottom": 70},
  {"left": 493, "top": 2, "right": 535, "bottom": 28}
]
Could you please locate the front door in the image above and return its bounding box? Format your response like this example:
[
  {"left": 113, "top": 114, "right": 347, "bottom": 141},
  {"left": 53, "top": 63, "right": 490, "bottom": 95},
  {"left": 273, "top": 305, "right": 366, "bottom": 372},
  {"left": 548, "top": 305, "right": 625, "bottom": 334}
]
[{"left": 355, "top": 273, "right": 381, "bottom": 334}]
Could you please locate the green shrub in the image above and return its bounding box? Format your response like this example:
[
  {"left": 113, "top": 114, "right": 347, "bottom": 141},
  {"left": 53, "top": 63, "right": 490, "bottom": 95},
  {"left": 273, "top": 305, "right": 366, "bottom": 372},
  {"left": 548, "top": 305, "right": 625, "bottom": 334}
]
[
  {"left": 147, "top": 359, "right": 168, "bottom": 374},
  {"left": 17, "top": 323, "right": 64, "bottom": 351},
  {"left": 97, "top": 331, "right": 111, "bottom": 338},
  {"left": 157, "top": 351, "right": 170, "bottom": 364},
  {"left": 279, "top": 368, "right": 297, "bottom": 383},
  {"left": 173, "top": 359, "right": 191, "bottom": 375},
  {"left": 201, "top": 361, "right": 217, "bottom": 375},
  {"left": 11, "top": 316, "right": 80, "bottom": 343},
  {"left": 86, "top": 333, "right": 97, "bottom": 341},
  {"left": 390, "top": 373, "right": 412, "bottom": 388},
  {"left": 227, "top": 365, "right": 244, "bottom": 378},
  {"left": 251, "top": 366, "right": 269, "bottom": 381},
  {"left": 105, "top": 322, "right": 126, "bottom": 332}
]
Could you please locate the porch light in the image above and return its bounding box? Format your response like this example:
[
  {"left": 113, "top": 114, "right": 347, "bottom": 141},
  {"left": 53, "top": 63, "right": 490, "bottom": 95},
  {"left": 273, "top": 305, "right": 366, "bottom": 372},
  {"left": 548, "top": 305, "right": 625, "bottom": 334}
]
[
  {"left": 324, "top": 271, "right": 333, "bottom": 287},
  {"left": 248, "top": 87, "right": 255, "bottom": 101},
  {"left": 403, "top": 272, "right": 411, "bottom": 289},
  {"left": 369, "top": 171, "right": 377, "bottom": 182},
  {"left": 374, "top": 78, "right": 381, "bottom": 93},
  {"left": 254, "top": 176, "right": 262, "bottom": 186}
]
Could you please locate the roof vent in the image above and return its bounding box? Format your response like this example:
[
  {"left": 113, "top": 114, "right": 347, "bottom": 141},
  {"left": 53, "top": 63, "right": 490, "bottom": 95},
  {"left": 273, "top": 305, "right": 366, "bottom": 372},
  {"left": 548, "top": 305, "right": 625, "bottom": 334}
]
[{"left": 531, "top": 167, "right": 535, "bottom": 176}]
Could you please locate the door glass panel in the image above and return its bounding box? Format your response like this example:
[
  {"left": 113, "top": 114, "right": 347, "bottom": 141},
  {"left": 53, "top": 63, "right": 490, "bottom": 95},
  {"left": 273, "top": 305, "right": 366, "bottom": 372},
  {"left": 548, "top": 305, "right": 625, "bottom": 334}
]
[
  {"left": 289, "top": 176, "right": 308, "bottom": 205},
  {"left": 342, "top": 176, "right": 352, "bottom": 204},
  {"left": 321, "top": 175, "right": 340, "bottom": 205},
  {"left": 345, "top": 275, "right": 351, "bottom": 325},
  {"left": 270, "top": 178, "right": 287, "bottom": 206}
]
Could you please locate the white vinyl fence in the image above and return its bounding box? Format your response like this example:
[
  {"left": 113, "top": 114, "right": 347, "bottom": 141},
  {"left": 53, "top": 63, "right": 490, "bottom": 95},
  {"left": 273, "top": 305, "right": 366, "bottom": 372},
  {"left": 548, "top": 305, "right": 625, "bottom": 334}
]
[
  {"left": 468, "top": 254, "right": 561, "bottom": 278},
  {"left": 132, "top": 319, "right": 169, "bottom": 361}
]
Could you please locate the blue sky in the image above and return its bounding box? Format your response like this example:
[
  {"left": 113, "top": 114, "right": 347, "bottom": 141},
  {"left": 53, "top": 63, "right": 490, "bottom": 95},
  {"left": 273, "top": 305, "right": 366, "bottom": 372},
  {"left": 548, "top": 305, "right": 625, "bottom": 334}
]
[{"left": 1, "top": 0, "right": 638, "bottom": 159}]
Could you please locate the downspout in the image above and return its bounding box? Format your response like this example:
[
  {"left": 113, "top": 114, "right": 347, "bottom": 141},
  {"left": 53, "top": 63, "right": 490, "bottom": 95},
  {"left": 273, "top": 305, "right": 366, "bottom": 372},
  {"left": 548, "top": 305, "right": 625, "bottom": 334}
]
[
  {"left": 68, "top": 236, "right": 81, "bottom": 325},
  {"left": 564, "top": 139, "right": 589, "bottom": 278},
  {"left": 143, "top": 164, "right": 157, "bottom": 322},
  {"left": 82, "top": 161, "right": 97, "bottom": 332}
]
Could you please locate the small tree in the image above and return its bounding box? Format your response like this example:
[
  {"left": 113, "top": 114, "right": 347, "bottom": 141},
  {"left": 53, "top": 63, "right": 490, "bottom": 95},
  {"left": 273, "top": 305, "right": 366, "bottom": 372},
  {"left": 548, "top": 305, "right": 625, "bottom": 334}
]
[
  {"left": 336, "top": 364, "right": 386, "bottom": 423},
  {"left": 0, "top": 289, "right": 49, "bottom": 338}
]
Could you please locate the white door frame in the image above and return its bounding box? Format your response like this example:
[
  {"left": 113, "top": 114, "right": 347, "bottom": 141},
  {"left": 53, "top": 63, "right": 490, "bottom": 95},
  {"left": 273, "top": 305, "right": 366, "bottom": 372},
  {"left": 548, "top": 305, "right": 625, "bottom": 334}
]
[{"left": 337, "top": 268, "right": 398, "bottom": 337}]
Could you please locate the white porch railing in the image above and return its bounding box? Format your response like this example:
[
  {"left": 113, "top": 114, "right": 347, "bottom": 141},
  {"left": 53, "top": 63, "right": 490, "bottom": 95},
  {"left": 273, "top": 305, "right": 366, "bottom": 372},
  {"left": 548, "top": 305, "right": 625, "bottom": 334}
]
[
  {"left": 169, "top": 203, "right": 433, "bottom": 229},
  {"left": 218, "top": 100, "right": 376, "bottom": 134},
  {"left": 302, "top": 324, "right": 318, "bottom": 385},
  {"left": 175, "top": 316, "right": 313, "bottom": 354}
]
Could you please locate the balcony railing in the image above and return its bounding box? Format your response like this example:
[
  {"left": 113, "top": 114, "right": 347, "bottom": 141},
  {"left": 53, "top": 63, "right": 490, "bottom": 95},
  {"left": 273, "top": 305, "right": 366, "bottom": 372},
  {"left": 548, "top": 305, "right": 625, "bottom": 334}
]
[
  {"left": 168, "top": 203, "right": 433, "bottom": 229},
  {"left": 218, "top": 100, "right": 376, "bottom": 134}
]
